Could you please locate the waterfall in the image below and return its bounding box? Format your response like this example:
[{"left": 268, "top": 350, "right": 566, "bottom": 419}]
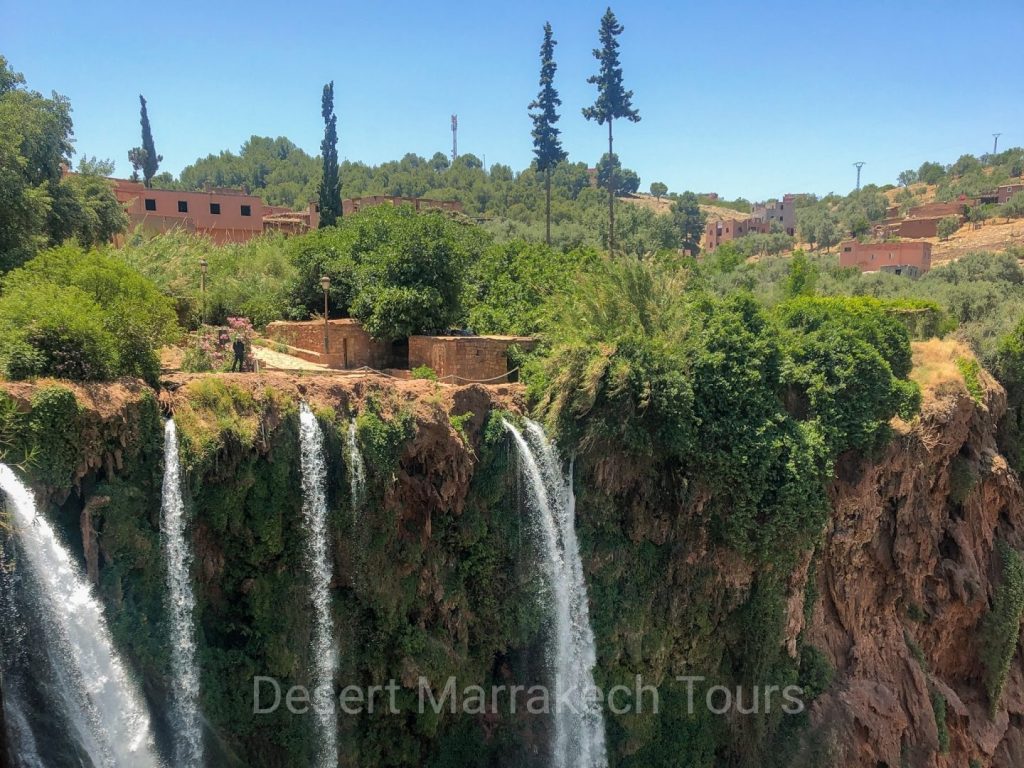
[
  {"left": 503, "top": 420, "right": 607, "bottom": 768},
  {"left": 346, "top": 418, "right": 366, "bottom": 514},
  {"left": 0, "top": 463, "right": 162, "bottom": 767},
  {"left": 298, "top": 404, "right": 339, "bottom": 768},
  {"left": 161, "top": 420, "right": 203, "bottom": 767}
]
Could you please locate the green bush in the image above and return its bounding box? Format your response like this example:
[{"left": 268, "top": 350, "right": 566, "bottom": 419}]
[
  {"left": 411, "top": 365, "right": 438, "bottom": 381},
  {"left": 956, "top": 356, "right": 985, "bottom": 403},
  {"left": 937, "top": 216, "right": 961, "bottom": 241},
  {"left": 980, "top": 541, "right": 1024, "bottom": 716},
  {"left": 0, "top": 244, "right": 178, "bottom": 382},
  {"left": 288, "top": 205, "right": 488, "bottom": 339}
]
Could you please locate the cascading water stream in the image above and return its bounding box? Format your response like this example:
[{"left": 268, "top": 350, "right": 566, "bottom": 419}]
[
  {"left": 298, "top": 404, "right": 339, "bottom": 768},
  {"left": 346, "top": 418, "right": 367, "bottom": 514},
  {"left": 503, "top": 419, "right": 607, "bottom": 768},
  {"left": 0, "top": 463, "right": 162, "bottom": 768},
  {"left": 161, "top": 419, "right": 203, "bottom": 767}
]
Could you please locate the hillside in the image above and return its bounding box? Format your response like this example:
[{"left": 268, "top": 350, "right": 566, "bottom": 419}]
[{"left": 620, "top": 192, "right": 750, "bottom": 221}]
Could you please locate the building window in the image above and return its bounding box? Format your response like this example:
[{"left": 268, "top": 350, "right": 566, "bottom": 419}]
[
  {"left": 210, "top": 202, "right": 221, "bottom": 215},
  {"left": 241, "top": 204, "right": 252, "bottom": 217},
  {"left": 144, "top": 198, "right": 156, "bottom": 211},
  {"left": 178, "top": 200, "right": 188, "bottom": 213}
]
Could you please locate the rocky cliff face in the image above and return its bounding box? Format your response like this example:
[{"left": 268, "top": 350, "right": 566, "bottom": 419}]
[
  {"left": 803, "top": 364, "right": 1024, "bottom": 767},
  {"left": 2, "top": 359, "right": 1023, "bottom": 768}
]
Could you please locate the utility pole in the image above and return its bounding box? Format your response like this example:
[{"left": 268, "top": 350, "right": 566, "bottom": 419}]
[
  {"left": 853, "top": 161, "right": 866, "bottom": 191},
  {"left": 451, "top": 114, "right": 458, "bottom": 165},
  {"left": 993, "top": 133, "right": 1002, "bottom": 156}
]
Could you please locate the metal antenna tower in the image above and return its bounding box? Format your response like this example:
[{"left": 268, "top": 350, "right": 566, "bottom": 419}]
[
  {"left": 993, "top": 133, "right": 1002, "bottom": 156},
  {"left": 853, "top": 161, "right": 866, "bottom": 191},
  {"left": 451, "top": 115, "right": 458, "bottom": 164}
]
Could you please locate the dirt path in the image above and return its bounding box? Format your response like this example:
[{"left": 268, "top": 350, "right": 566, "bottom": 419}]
[{"left": 251, "top": 345, "right": 328, "bottom": 371}]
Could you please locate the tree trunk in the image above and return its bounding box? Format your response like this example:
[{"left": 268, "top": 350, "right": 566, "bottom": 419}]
[
  {"left": 607, "top": 120, "right": 615, "bottom": 253},
  {"left": 545, "top": 168, "right": 552, "bottom": 246}
]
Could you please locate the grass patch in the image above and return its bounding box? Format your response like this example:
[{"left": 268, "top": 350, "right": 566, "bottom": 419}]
[{"left": 956, "top": 356, "right": 985, "bottom": 403}]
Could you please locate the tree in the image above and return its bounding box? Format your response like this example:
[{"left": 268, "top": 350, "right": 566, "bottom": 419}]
[
  {"left": 596, "top": 152, "right": 640, "bottom": 196},
  {"left": 917, "top": 161, "right": 946, "bottom": 186},
  {"left": 528, "top": 22, "right": 568, "bottom": 246},
  {"left": 1003, "top": 192, "right": 1024, "bottom": 220},
  {"left": 127, "top": 147, "right": 147, "bottom": 183},
  {"left": 650, "top": 181, "right": 668, "bottom": 199},
  {"left": 796, "top": 206, "right": 840, "bottom": 252},
  {"left": 784, "top": 251, "right": 818, "bottom": 298},
  {"left": 897, "top": 169, "right": 918, "bottom": 187},
  {"left": 0, "top": 55, "right": 73, "bottom": 271},
  {"left": 670, "top": 192, "right": 706, "bottom": 254},
  {"left": 318, "top": 81, "right": 341, "bottom": 227},
  {"left": 135, "top": 95, "right": 161, "bottom": 188},
  {"left": 582, "top": 7, "right": 640, "bottom": 253},
  {"left": 937, "top": 216, "right": 960, "bottom": 241}
]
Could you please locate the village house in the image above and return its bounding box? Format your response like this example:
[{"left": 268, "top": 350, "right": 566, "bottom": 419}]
[
  {"left": 90, "top": 171, "right": 465, "bottom": 244},
  {"left": 750, "top": 193, "right": 808, "bottom": 236},
  {"left": 113, "top": 179, "right": 266, "bottom": 245},
  {"left": 702, "top": 216, "right": 771, "bottom": 250},
  {"left": 839, "top": 240, "right": 931, "bottom": 276}
]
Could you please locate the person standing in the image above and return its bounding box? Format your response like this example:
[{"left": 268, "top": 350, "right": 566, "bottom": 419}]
[{"left": 230, "top": 337, "right": 246, "bottom": 372}]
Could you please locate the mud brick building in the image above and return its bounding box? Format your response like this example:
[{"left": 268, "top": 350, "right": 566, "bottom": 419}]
[
  {"left": 408, "top": 335, "right": 536, "bottom": 383},
  {"left": 264, "top": 319, "right": 397, "bottom": 369},
  {"left": 839, "top": 241, "right": 932, "bottom": 276},
  {"left": 113, "top": 180, "right": 265, "bottom": 244}
]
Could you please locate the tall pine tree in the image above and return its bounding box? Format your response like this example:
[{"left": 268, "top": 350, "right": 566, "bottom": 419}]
[
  {"left": 528, "top": 22, "right": 567, "bottom": 246},
  {"left": 318, "top": 81, "right": 341, "bottom": 227},
  {"left": 582, "top": 7, "right": 640, "bottom": 253},
  {"left": 136, "top": 95, "right": 162, "bottom": 188}
]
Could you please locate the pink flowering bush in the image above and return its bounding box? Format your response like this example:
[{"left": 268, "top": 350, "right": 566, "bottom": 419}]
[{"left": 182, "top": 317, "right": 255, "bottom": 372}]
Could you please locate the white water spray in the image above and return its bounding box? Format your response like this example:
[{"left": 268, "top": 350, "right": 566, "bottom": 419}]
[
  {"left": 298, "top": 404, "right": 339, "bottom": 768},
  {"left": 161, "top": 419, "right": 203, "bottom": 767},
  {"left": 346, "top": 418, "right": 366, "bottom": 514},
  {"left": 503, "top": 420, "right": 607, "bottom": 768},
  {"left": 0, "top": 463, "right": 162, "bottom": 767}
]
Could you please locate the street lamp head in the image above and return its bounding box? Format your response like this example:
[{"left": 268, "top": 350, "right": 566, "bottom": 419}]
[
  {"left": 321, "top": 275, "right": 331, "bottom": 292},
  {"left": 199, "top": 258, "right": 208, "bottom": 274}
]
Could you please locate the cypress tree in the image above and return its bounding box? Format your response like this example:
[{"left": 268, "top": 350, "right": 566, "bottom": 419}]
[
  {"left": 138, "top": 95, "right": 162, "bottom": 188},
  {"left": 318, "top": 81, "right": 341, "bottom": 227},
  {"left": 582, "top": 7, "right": 640, "bottom": 253},
  {"left": 528, "top": 22, "right": 567, "bottom": 246}
]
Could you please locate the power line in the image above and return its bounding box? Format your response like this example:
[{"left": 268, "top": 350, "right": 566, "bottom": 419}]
[{"left": 993, "top": 133, "right": 1002, "bottom": 156}]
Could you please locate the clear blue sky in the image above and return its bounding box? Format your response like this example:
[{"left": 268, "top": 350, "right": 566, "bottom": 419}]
[{"left": 3, "top": 0, "right": 1022, "bottom": 200}]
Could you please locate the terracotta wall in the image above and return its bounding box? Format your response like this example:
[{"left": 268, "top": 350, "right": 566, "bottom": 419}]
[
  {"left": 408, "top": 336, "right": 536, "bottom": 382},
  {"left": 898, "top": 217, "right": 944, "bottom": 239},
  {"left": 265, "top": 319, "right": 394, "bottom": 369},
  {"left": 113, "top": 179, "right": 264, "bottom": 244},
  {"left": 839, "top": 241, "right": 932, "bottom": 274}
]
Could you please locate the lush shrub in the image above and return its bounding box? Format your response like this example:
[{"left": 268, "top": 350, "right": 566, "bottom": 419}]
[
  {"left": 0, "top": 244, "right": 178, "bottom": 382},
  {"left": 288, "top": 205, "right": 489, "bottom": 339},
  {"left": 411, "top": 365, "right": 438, "bottom": 381},
  {"left": 117, "top": 229, "right": 296, "bottom": 327},
  {"left": 465, "top": 240, "right": 598, "bottom": 336},
  {"left": 773, "top": 296, "right": 921, "bottom": 454},
  {"left": 956, "top": 356, "right": 985, "bottom": 402}
]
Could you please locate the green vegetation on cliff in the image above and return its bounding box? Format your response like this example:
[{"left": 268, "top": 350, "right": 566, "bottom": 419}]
[{"left": 980, "top": 541, "right": 1024, "bottom": 716}]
